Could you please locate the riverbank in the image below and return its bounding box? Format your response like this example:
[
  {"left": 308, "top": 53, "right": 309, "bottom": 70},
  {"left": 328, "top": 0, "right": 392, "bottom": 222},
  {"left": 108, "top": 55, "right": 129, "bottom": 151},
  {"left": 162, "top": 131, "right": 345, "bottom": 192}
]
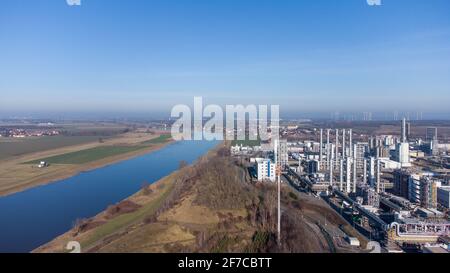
[
  {"left": 34, "top": 143, "right": 223, "bottom": 253},
  {"left": 1, "top": 139, "right": 219, "bottom": 253},
  {"left": 0, "top": 133, "right": 173, "bottom": 197}
]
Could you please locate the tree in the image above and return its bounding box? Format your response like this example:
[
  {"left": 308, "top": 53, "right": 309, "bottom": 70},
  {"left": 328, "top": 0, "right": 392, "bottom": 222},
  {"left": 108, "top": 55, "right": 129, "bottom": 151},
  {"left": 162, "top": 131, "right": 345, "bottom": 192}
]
[
  {"left": 179, "top": 160, "right": 188, "bottom": 170},
  {"left": 141, "top": 181, "right": 153, "bottom": 195}
]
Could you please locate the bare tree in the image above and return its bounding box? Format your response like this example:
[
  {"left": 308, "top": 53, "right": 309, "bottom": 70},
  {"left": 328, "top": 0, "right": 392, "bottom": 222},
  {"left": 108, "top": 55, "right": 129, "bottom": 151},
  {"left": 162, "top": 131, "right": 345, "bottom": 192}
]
[
  {"left": 179, "top": 160, "right": 188, "bottom": 170},
  {"left": 141, "top": 181, "right": 153, "bottom": 195}
]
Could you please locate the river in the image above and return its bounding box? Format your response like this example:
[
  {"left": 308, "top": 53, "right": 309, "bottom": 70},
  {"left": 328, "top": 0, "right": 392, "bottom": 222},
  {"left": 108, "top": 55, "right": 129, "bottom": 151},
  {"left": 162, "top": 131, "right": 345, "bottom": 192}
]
[{"left": 0, "top": 140, "right": 218, "bottom": 253}]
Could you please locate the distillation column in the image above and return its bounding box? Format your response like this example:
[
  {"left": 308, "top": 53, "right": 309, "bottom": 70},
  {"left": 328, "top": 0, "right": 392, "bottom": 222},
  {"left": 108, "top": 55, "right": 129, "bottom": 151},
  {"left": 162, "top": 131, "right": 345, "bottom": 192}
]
[
  {"left": 346, "top": 157, "right": 352, "bottom": 193},
  {"left": 349, "top": 129, "right": 353, "bottom": 157},
  {"left": 319, "top": 129, "right": 323, "bottom": 170},
  {"left": 326, "top": 129, "right": 330, "bottom": 170},
  {"left": 335, "top": 129, "right": 339, "bottom": 167},
  {"left": 363, "top": 158, "right": 367, "bottom": 185},
  {"left": 340, "top": 159, "right": 344, "bottom": 191},
  {"left": 353, "top": 153, "right": 357, "bottom": 193},
  {"left": 342, "top": 129, "right": 346, "bottom": 158},
  {"left": 376, "top": 158, "right": 381, "bottom": 193}
]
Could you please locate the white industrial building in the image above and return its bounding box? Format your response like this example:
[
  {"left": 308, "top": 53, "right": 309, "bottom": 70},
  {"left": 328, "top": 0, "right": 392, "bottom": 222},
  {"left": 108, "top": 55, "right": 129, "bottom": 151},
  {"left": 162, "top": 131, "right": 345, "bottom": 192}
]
[
  {"left": 256, "top": 158, "right": 276, "bottom": 182},
  {"left": 378, "top": 158, "right": 402, "bottom": 170},
  {"left": 395, "top": 118, "right": 411, "bottom": 168},
  {"left": 408, "top": 174, "right": 421, "bottom": 204}
]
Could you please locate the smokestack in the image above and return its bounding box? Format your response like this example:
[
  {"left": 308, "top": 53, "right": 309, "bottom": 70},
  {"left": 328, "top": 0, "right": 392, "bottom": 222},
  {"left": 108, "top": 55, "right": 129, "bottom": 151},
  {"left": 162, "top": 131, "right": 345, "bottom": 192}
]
[
  {"left": 319, "top": 129, "right": 323, "bottom": 168},
  {"left": 329, "top": 159, "right": 333, "bottom": 186},
  {"left": 340, "top": 159, "right": 344, "bottom": 191},
  {"left": 363, "top": 158, "right": 367, "bottom": 185},
  {"left": 342, "top": 129, "right": 346, "bottom": 158},
  {"left": 376, "top": 159, "right": 381, "bottom": 193},
  {"left": 369, "top": 157, "right": 376, "bottom": 188},
  {"left": 353, "top": 156, "right": 357, "bottom": 193},
  {"left": 349, "top": 129, "right": 353, "bottom": 157},
  {"left": 402, "top": 118, "right": 407, "bottom": 143},
  {"left": 346, "top": 157, "right": 351, "bottom": 193},
  {"left": 335, "top": 129, "right": 339, "bottom": 160},
  {"left": 327, "top": 129, "right": 330, "bottom": 169},
  {"left": 331, "top": 144, "right": 335, "bottom": 166},
  {"left": 327, "top": 129, "right": 330, "bottom": 145}
]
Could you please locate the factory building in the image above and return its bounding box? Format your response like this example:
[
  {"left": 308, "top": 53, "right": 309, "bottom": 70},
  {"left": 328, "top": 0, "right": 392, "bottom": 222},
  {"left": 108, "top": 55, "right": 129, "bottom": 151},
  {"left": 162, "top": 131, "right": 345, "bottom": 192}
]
[
  {"left": 360, "top": 185, "right": 380, "bottom": 207},
  {"left": 395, "top": 118, "right": 411, "bottom": 167},
  {"left": 408, "top": 174, "right": 421, "bottom": 204},
  {"left": 256, "top": 159, "right": 276, "bottom": 182},
  {"left": 420, "top": 177, "right": 441, "bottom": 209},
  {"left": 307, "top": 160, "right": 319, "bottom": 174},
  {"left": 393, "top": 169, "right": 411, "bottom": 200},
  {"left": 426, "top": 127, "right": 438, "bottom": 142},
  {"left": 431, "top": 139, "right": 440, "bottom": 156},
  {"left": 394, "top": 171, "right": 439, "bottom": 206},
  {"left": 354, "top": 142, "right": 367, "bottom": 158},
  {"left": 437, "top": 186, "right": 450, "bottom": 208},
  {"left": 396, "top": 142, "right": 411, "bottom": 167},
  {"left": 375, "top": 146, "right": 391, "bottom": 158}
]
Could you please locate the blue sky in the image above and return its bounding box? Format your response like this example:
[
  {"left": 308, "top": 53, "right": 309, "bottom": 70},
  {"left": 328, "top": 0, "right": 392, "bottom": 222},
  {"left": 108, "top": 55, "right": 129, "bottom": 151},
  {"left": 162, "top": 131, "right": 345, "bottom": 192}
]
[{"left": 0, "top": 0, "right": 449, "bottom": 116}]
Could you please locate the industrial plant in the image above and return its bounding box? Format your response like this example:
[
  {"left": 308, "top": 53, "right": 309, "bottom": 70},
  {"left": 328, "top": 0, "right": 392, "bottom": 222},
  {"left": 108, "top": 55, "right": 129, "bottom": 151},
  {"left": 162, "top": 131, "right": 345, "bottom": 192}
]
[{"left": 231, "top": 118, "right": 450, "bottom": 253}]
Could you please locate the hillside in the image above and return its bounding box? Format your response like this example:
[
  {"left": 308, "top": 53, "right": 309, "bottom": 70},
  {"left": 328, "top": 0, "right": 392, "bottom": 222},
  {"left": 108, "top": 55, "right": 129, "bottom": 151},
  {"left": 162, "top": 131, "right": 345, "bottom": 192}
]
[{"left": 35, "top": 143, "right": 364, "bottom": 253}]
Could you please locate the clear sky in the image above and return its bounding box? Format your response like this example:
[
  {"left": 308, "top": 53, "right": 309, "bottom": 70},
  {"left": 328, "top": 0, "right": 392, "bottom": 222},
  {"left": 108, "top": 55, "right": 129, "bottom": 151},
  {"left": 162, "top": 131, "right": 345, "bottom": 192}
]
[{"left": 0, "top": 0, "right": 449, "bottom": 116}]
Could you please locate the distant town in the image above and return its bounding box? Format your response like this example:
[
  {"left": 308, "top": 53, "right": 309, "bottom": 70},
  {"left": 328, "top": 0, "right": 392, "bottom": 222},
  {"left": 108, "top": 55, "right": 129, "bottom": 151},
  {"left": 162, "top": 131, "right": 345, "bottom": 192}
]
[{"left": 0, "top": 127, "right": 61, "bottom": 138}]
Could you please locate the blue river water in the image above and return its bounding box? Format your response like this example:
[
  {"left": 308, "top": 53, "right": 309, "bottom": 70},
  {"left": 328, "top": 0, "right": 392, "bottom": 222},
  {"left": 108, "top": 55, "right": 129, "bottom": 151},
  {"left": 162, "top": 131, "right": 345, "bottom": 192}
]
[{"left": 0, "top": 140, "right": 218, "bottom": 253}]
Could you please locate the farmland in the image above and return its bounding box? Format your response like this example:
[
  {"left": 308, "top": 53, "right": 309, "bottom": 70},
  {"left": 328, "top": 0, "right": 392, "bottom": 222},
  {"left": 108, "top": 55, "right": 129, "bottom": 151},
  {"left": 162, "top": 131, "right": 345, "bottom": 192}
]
[
  {"left": 231, "top": 139, "right": 261, "bottom": 147},
  {"left": 25, "top": 145, "right": 148, "bottom": 165},
  {"left": 141, "top": 134, "right": 172, "bottom": 144},
  {"left": 0, "top": 122, "right": 173, "bottom": 196},
  {"left": 0, "top": 136, "right": 102, "bottom": 161}
]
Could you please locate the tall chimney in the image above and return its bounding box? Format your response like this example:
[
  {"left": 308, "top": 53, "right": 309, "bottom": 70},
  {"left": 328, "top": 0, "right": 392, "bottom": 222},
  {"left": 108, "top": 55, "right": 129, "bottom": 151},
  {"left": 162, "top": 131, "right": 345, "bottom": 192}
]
[
  {"left": 335, "top": 129, "right": 339, "bottom": 160},
  {"left": 363, "top": 158, "right": 367, "bottom": 185},
  {"left": 349, "top": 129, "right": 353, "bottom": 157},
  {"left": 329, "top": 159, "right": 333, "bottom": 186},
  {"left": 319, "top": 129, "right": 323, "bottom": 168},
  {"left": 402, "top": 118, "right": 407, "bottom": 143},
  {"left": 331, "top": 144, "right": 335, "bottom": 167},
  {"left": 342, "top": 129, "right": 346, "bottom": 158},
  {"left": 339, "top": 159, "right": 344, "bottom": 191},
  {"left": 326, "top": 129, "right": 330, "bottom": 169},
  {"left": 346, "top": 157, "right": 352, "bottom": 193},
  {"left": 353, "top": 156, "right": 357, "bottom": 193},
  {"left": 376, "top": 159, "right": 381, "bottom": 193}
]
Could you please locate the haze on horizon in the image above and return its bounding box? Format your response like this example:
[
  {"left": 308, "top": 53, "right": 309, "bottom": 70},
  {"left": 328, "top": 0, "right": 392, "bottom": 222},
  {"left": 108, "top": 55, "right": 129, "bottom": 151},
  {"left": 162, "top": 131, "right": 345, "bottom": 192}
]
[{"left": 1, "top": 0, "right": 450, "bottom": 115}]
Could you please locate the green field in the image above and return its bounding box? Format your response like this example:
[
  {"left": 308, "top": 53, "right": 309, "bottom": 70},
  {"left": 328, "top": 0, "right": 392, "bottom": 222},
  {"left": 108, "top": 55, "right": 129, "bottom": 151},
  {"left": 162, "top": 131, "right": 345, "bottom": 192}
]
[
  {"left": 0, "top": 136, "right": 102, "bottom": 161},
  {"left": 23, "top": 134, "right": 171, "bottom": 165},
  {"left": 141, "top": 134, "right": 171, "bottom": 144},
  {"left": 231, "top": 139, "right": 261, "bottom": 147},
  {"left": 25, "top": 145, "right": 148, "bottom": 165}
]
